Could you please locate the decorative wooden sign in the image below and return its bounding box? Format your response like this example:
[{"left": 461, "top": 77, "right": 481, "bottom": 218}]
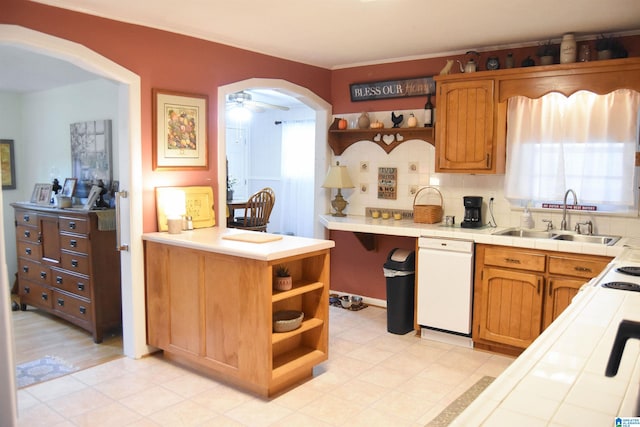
[
  {"left": 378, "top": 167, "right": 397, "bottom": 199},
  {"left": 350, "top": 76, "right": 434, "bottom": 102}
]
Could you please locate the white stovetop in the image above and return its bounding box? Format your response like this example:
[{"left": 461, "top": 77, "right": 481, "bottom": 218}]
[{"left": 452, "top": 247, "right": 640, "bottom": 425}]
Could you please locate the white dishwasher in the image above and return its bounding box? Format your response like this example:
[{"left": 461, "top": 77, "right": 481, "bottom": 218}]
[{"left": 417, "top": 236, "right": 474, "bottom": 337}]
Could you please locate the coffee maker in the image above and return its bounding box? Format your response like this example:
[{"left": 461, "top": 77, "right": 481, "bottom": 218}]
[{"left": 461, "top": 196, "right": 483, "bottom": 228}]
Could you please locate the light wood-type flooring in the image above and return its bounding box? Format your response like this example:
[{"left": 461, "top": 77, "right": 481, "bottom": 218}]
[{"left": 11, "top": 294, "right": 123, "bottom": 370}]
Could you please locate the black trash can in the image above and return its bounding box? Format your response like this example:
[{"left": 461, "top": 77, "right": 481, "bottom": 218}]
[{"left": 383, "top": 248, "right": 416, "bottom": 334}]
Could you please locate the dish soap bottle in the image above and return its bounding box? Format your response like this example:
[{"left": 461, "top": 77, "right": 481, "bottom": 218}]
[{"left": 520, "top": 206, "right": 534, "bottom": 229}]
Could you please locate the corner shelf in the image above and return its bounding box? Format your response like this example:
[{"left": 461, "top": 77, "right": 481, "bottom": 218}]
[{"left": 328, "top": 118, "right": 435, "bottom": 155}]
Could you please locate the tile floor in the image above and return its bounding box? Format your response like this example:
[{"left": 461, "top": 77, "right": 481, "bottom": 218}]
[{"left": 16, "top": 305, "right": 514, "bottom": 426}]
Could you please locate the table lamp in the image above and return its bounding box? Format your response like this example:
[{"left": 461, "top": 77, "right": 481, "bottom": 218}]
[{"left": 322, "top": 161, "right": 354, "bottom": 217}]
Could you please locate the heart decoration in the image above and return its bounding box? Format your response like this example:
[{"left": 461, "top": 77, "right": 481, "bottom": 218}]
[
  {"left": 396, "top": 133, "right": 404, "bottom": 142},
  {"left": 373, "top": 133, "right": 382, "bottom": 142},
  {"left": 382, "top": 134, "right": 395, "bottom": 145}
]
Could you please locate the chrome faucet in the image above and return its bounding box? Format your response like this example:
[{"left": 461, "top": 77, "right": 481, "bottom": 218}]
[
  {"left": 561, "top": 189, "right": 577, "bottom": 231},
  {"left": 542, "top": 219, "right": 554, "bottom": 231}
]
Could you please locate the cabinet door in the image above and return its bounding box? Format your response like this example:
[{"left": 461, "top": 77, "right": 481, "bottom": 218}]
[
  {"left": 543, "top": 277, "right": 584, "bottom": 329},
  {"left": 436, "top": 80, "right": 495, "bottom": 172},
  {"left": 38, "top": 214, "right": 61, "bottom": 264},
  {"left": 478, "top": 267, "right": 544, "bottom": 349}
]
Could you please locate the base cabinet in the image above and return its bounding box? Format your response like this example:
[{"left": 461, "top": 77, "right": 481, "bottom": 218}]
[
  {"left": 473, "top": 244, "right": 610, "bottom": 355},
  {"left": 144, "top": 241, "right": 329, "bottom": 397},
  {"left": 13, "top": 203, "right": 121, "bottom": 343}
]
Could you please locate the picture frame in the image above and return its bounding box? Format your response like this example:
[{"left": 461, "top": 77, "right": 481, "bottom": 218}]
[
  {"left": 31, "top": 183, "right": 53, "bottom": 205},
  {"left": 152, "top": 89, "right": 208, "bottom": 171},
  {"left": 62, "top": 178, "right": 77, "bottom": 197},
  {"left": 83, "top": 185, "right": 102, "bottom": 210},
  {"left": 0, "top": 139, "right": 16, "bottom": 190}
]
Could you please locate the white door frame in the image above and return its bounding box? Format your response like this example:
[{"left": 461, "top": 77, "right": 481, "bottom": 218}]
[
  {"left": 0, "top": 24, "right": 149, "bottom": 426},
  {"left": 217, "top": 78, "right": 333, "bottom": 239}
]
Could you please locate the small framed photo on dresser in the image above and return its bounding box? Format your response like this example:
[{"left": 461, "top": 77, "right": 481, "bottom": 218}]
[
  {"left": 30, "top": 183, "right": 52, "bottom": 205},
  {"left": 62, "top": 178, "right": 77, "bottom": 197}
]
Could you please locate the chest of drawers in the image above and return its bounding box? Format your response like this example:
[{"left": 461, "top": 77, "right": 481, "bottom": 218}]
[{"left": 13, "top": 203, "right": 121, "bottom": 343}]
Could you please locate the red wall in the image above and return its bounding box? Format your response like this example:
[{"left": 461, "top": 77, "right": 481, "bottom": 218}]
[
  {"left": 3, "top": 0, "right": 331, "bottom": 232},
  {"left": 330, "top": 230, "right": 415, "bottom": 300}
]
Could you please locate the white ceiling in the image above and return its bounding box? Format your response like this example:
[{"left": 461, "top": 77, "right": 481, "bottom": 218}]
[{"left": 2, "top": 0, "right": 640, "bottom": 95}]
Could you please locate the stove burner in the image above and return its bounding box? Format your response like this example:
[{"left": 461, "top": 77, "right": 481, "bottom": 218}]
[
  {"left": 616, "top": 266, "right": 640, "bottom": 277},
  {"left": 602, "top": 281, "right": 640, "bottom": 292}
]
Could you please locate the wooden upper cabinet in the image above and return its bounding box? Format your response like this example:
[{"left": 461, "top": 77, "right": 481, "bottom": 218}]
[{"left": 435, "top": 79, "right": 499, "bottom": 173}]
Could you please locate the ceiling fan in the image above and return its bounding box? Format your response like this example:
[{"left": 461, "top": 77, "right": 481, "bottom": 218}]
[{"left": 226, "top": 91, "right": 290, "bottom": 112}]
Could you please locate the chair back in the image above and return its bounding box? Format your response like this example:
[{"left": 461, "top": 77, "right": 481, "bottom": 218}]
[{"left": 231, "top": 189, "right": 274, "bottom": 232}]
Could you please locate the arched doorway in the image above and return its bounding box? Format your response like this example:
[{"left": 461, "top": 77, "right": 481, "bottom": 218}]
[
  {"left": 217, "top": 79, "right": 333, "bottom": 239},
  {"left": 0, "top": 24, "right": 148, "bottom": 425}
]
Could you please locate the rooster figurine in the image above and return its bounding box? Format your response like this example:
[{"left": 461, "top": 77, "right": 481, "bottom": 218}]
[{"left": 391, "top": 112, "right": 403, "bottom": 128}]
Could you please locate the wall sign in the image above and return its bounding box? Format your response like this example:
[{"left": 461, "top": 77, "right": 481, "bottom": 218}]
[
  {"left": 378, "top": 167, "right": 397, "bottom": 199},
  {"left": 350, "top": 76, "right": 434, "bottom": 102}
]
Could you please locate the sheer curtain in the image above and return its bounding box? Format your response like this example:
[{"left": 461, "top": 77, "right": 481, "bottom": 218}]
[
  {"left": 280, "top": 120, "right": 315, "bottom": 237},
  {"left": 505, "top": 89, "right": 640, "bottom": 210}
]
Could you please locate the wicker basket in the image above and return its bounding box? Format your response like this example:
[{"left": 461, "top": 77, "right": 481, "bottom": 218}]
[
  {"left": 273, "top": 310, "right": 304, "bottom": 333},
  {"left": 413, "top": 186, "right": 444, "bottom": 224}
]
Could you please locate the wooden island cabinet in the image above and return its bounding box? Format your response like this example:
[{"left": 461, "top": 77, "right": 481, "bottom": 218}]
[
  {"left": 12, "top": 203, "right": 122, "bottom": 343},
  {"left": 143, "top": 228, "right": 333, "bottom": 397}
]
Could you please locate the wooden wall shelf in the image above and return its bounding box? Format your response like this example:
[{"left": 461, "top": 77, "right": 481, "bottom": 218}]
[{"left": 328, "top": 118, "right": 434, "bottom": 155}]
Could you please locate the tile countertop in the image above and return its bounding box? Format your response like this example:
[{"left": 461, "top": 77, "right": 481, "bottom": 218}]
[
  {"left": 319, "top": 214, "right": 631, "bottom": 257},
  {"left": 452, "top": 247, "right": 640, "bottom": 425},
  {"left": 141, "top": 227, "right": 334, "bottom": 261}
]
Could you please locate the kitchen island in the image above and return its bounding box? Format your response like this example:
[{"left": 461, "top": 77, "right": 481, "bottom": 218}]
[{"left": 142, "top": 227, "right": 334, "bottom": 397}]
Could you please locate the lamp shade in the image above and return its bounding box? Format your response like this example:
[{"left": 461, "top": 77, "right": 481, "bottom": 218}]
[{"left": 322, "top": 161, "right": 354, "bottom": 189}]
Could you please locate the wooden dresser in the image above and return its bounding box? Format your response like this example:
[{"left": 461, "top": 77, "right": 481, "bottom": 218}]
[{"left": 12, "top": 203, "right": 122, "bottom": 343}]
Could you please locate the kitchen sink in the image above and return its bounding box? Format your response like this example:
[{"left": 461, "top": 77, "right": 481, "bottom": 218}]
[
  {"left": 492, "top": 228, "right": 620, "bottom": 245},
  {"left": 551, "top": 233, "right": 621, "bottom": 245},
  {"left": 492, "top": 228, "right": 555, "bottom": 239}
]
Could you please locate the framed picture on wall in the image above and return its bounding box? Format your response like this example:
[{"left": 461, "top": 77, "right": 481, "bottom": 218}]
[
  {"left": 152, "top": 89, "right": 208, "bottom": 171},
  {"left": 0, "top": 139, "right": 16, "bottom": 190}
]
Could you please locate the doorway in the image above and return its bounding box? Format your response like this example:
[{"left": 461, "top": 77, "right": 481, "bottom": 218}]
[
  {"left": 218, "top": 79, "right": 333, "bottom": 239},
  {"left": 0, "top": 24, "right": 148, "bottom": 422}
]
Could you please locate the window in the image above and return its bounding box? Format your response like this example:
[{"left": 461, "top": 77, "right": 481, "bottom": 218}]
[{"left": 504, "top": 89, "right": 640, "bottom": 213}]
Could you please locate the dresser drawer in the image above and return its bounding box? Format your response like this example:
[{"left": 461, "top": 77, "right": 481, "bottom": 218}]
[
  {"left": 18, "top": 259, "right": 51, "bottom": 285},
  {"left": 548, "top": 255, "right": 610, "bottom": 279},
  {"left": 16, "top": 225, "right": 39, "bottom": 244},
  {"left": 52, "top": 290, "right": 92, "bottom": 322},
  {"left": 484, "top": 247, "right": 546, "bottom": 272},
  {"left": 51, "top": 268, "right": 92, "bottom": 299},
  {"left": 15, "top": 211, "right": 37, "bottom": 226},
  {"left": 59, "top": 216, "right": 88, "bottom": 234},
  {"left": 17, "top": 240, "right": 41, "bottom": 261},
  {"left": 60, "top": 252, "right": 90, "bottom": 275},
  {"left": 20, "top": 279, "right": 53, "bottom": 309},
  {"left": 60, "top": 234, "right": 89, "bottom": 254}
]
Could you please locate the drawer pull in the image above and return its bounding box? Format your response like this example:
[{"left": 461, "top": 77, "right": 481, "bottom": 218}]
[
  {"left": 71, "top": 260, "right": 79, "bottom": 268},
  {"left": 25, "top": 248, "right": 31, "bottom": 255},
  {"left": 24, "top": 230, "right": 30, "bottom": 238},
  {"left": 24, "top": 286, "right": 30, "bottom": 294},
  {"left": 41, "top": 293, "right": 48, "bottom": 301},
  {"left": 57, "top": 298, "right": 64, "bottom": 307},
  {"left": 77, "top": 283, "right": 85, "bottom": 291},
  {"left": 23, "top": 214, "right": 30, "bottom": 222},
  {"left": 574, "top": 266, "right": 592, "bottom": 273},
  {"left": 56, "top": 276, "right": 63, "bottom": 284},
  {"left": 68, "top": 221, "right": 76, "bottom": 230},
  {"left": 79, "top": 306, "right": 86, "bottom": 315},
  {"left": 22, "top": 266, "right": 29, "bottom": 273},
  {"left": 504, "top": 258, "right": 521, "bottom": 264},
  {"left": 70, "top": 240, "right": 77, "bottom": 248},
  {"left": 40, "top": 271, "right": 47, "bottom": 279}
]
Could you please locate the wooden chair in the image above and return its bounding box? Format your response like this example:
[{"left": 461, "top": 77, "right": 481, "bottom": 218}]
[{"left": 228, "top": 188, "right": 274, "bottom": 232}]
